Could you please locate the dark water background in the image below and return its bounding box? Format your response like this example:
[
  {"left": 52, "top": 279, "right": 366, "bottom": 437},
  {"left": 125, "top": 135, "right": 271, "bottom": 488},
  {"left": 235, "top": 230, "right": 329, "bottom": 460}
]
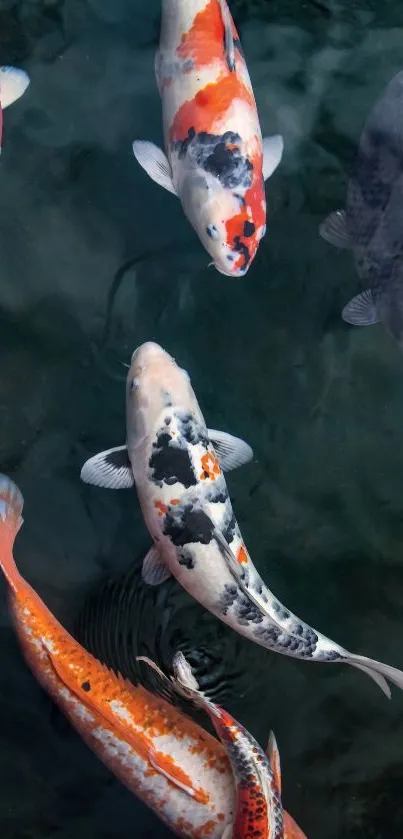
[{"left": 1, "top": 0, "right": 403, "bottom": 836}]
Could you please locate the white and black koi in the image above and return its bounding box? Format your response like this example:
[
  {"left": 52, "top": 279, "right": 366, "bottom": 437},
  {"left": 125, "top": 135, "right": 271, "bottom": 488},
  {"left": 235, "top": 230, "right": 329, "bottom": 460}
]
[{"left": 81, "top": 341, "right": 403, "bottom": 698}]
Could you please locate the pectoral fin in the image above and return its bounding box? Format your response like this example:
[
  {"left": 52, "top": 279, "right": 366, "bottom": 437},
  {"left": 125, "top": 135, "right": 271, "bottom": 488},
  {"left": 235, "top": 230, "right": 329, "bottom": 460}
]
[
  {"left": 319, "top": 209, "right": 352, "bottom": 249},
  {"left": 80, "top": 446, "right": 134, "bottom": 489},
  {"left": 142, "top": 545, "right": 172, "bottom": 585},
  {"left": 342, "top": 289, "right": 378, "bottom": 326},
  {"left": 262, "top": 134, "right": 284, "bottom": 180},
  {"left": 0, "top": 66, "right": 30, "bottom": 109},
  {"left": 41, "top": 640, "right": 153, "bottom": 761},
  {"left": 208, "top": 429, "right": 253, "bottom": 471},
  {"left": 149, "top": 747, "right": 209, "bottom": 802},
  {"left": 132, "top": 140, "right": 177, "bottom": 195}
]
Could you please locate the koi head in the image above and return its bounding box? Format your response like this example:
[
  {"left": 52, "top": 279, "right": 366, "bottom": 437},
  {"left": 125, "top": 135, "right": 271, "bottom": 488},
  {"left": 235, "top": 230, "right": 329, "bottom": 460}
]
[
  {"left": 180, "top": 168, "right": 266, "bottom": 278},
  {"left": 126, "top": 342, "right": 202, "bottom": 453}
]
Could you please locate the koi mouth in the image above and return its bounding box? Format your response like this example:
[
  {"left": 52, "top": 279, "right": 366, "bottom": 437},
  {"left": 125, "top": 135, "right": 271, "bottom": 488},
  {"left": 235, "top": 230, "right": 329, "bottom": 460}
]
[{"left": 213, "top": 263, "right": 247, "bottom": 277}]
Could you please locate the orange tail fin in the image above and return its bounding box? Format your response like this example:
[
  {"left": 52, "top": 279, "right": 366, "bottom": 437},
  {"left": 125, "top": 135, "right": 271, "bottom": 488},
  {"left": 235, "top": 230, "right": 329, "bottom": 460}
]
[{"left": 0, "top": 475, "right": 24, "bottom": 592}]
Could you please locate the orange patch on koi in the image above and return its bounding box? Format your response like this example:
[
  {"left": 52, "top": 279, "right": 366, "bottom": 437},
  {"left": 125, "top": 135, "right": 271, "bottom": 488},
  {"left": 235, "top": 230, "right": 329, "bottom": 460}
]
[
  {"left": 154, "top": 500, "right": 168, "bottom": 516},
  {"left": 237, "top": 544, "right": 248, "bottom": 565},
  {"left": 200, "top": 452, "right": 221, "bottom": 481},
  {"left": 170, "top": 498, "right": 180, "bottom": 505},
  {"left": 176, "top": 0, "right": 227, "bottom": 69},
  {"left": 169, "top": 75, "right": 256, "bottom": 143}
]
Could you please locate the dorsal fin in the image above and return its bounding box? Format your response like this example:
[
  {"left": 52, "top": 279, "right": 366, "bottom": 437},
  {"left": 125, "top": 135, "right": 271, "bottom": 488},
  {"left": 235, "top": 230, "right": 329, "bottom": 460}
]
[{"left": 218, "top": 0, "right": 236, "bottom": 71}]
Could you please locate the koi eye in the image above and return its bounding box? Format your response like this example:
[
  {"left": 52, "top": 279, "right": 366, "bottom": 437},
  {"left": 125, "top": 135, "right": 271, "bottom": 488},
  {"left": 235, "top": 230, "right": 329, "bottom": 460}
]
[
  {"left": 206, "top": 224, "right": 219, "bottom": 240},
  {"left": 227, "top": 254, "right": 234, "bottom": 262},
  {"left": 131, "top": 378, "right": 140, "bottom": 391}
]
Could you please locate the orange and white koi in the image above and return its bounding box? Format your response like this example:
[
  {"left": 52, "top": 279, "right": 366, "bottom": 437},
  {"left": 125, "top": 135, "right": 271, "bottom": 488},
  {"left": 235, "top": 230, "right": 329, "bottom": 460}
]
[
  {"left": 0, "top": 66, "right": 30, "bottom": 150},
  {"left": 132, "top": 0, "right": 283, "bottom": 276},
  {"left": 81, "top": 341, "right": 403, "bottom": 698},
  {"left": 0, "top": 474, "right": 305, "bottom": 839},
  {"left": 139, "top": 651, "right": 293, "bottom": 839}
]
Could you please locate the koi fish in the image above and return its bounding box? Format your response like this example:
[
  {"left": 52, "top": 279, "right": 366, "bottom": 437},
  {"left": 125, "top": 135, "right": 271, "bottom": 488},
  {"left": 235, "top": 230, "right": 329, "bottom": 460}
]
[
  {"left": 132, "top": 0, "right": 283, "bottom": 276},
  {"left": 0, "top": 474, "right": 305, "bottom": 839},
  {"left": 319, "top": 70, "right": 403, "bottom": 349},
  {"left": 81, "top": 341, "right": 403, "bottom": 697},
  {"left": 139, "top": 651, "right": 289, "bottom": 839},
  {"left": 0, "top": 65, "right": 30, "bottom": 149}
]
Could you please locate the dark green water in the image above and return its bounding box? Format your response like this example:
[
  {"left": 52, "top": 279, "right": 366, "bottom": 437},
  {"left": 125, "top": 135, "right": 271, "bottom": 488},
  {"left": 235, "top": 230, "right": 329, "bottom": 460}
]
[{"left": 1, "top": 0, "right": 403, "bottom": 836}]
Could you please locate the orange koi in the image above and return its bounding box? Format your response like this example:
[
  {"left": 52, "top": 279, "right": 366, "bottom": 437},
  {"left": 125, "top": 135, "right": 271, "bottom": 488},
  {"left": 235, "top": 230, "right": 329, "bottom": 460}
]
[{"left": 0, "top": 474, "right": 305, "bottom": 839}]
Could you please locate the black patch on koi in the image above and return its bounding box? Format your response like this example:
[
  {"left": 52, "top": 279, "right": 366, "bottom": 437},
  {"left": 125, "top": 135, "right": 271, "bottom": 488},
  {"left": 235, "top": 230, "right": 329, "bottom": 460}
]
[
  {"left": 205, "top": 484, "right": 228, "bottom": 504},
  {"left": 173, "top": 129, "right": 253, "bottom": 191},
  {"left": 178, "top": 547, "right": 196, "bottom": 570},
  {"left": 316, "top": 649, "right": 340, "bottom": 662},
  {"left": 222, "top": 511, "right": 237, "bottom": 543},
  {"left": 203, "top": 139, "right": 253, "bottom": 190},
  {"left": 254, "top": 624, "right": 281, "bottom": 644},
  {"left": 235, "top": 593, "right": 263, "bottom": 625},
  {"left": 219, "top": 583, "right": 238, "bottom": 615},
  {"left": 243, "top": 220, "right": 255, "bottom": 237},
  {"left": 233, "top": 235, "right": 250, "bottom": 271},
  {"left": 176, "top": 411, "right": 209, "bottom": 448},
  {"left": 81, "top": 681, "right": 91, "bottom": 692},
  {"left": 164, "top": 504, "right": 214, "bottom": 546},
  {"left": 272, "top": 601, "right": 290, "bottom": 621},
  {"left": 149, "top": 430, "right": 197, "bottom": 488}
]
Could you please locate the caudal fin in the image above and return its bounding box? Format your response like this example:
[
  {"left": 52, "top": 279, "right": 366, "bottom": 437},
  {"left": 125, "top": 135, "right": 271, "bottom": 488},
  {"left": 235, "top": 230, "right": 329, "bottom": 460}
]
[
  {"left": 0, "top": 475, "right": 24, "bottom": 591},
  {"left": 345, "top": 653, "right": 403, "bottom": 699},
  {"left": 137, "top": 652, "right": 205, "bottom": 708}
]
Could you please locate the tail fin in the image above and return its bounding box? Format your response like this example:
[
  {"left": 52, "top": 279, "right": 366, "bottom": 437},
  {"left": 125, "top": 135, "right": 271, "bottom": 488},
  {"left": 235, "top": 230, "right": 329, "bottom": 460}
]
[
  {"left": 172, "top": 652, "right": 201, "bottom": 694},
  {"left": 345, "top": 653, "right": 403, "bottom": 699},
  {"left": 0, "top": 475, "right": 24, "bottom": 591},
  {"left": 137, "top": 652, "right": 204, "bottom": 707}
]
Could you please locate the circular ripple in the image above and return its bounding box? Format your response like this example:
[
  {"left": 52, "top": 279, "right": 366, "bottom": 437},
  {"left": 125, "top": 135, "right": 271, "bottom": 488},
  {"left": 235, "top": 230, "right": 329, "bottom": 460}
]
[{"left": 73, "top": 562, "right": 264, "bottom": 713}]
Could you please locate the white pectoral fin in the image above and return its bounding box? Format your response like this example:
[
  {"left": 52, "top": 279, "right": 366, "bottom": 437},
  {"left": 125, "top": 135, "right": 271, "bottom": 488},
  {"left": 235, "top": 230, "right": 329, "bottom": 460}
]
[
  {"left": 342, "top": 289, "right": 378, "bottom": 326},
  {"left": 0, "top": 66, "right": 30, "bottom": 109},
  {"left": 319, "top": 209, "right": 352, "bottom": 248},
  {"left": 132, "top": 140, "right": 177, "bottom": 195},
  {"left": 208, "top": 429, "right": 253, "bottom": 471},
  {"left": 142, "top": 545, "right": 172, "bottom": 585},
  {"left": 149, "top": 746, "right": 206, "bottom": 799},
  {"left": 80, "top": 446, "right": 134, "bottom": 489},
  {"left": 262, "top": 134, "right": 284, "bottom": 180},
  {"left": 221, "top": 825, "right": 233, "bottom": 839}
]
